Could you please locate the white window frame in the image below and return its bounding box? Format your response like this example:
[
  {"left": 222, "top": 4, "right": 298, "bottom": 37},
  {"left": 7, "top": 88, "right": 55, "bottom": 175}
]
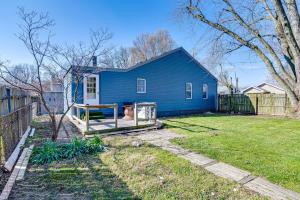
[
  {"left": 186, "top": 82, "right": 192, "bottom": 99},
  {"left": 137, "top": 78, "right": 146, "bottom": 94},
  {"left": 203, "top": 84, "right": 208, "bottom": 99}
]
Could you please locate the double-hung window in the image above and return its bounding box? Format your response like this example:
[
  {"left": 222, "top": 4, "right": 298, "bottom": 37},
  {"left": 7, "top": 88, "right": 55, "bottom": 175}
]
[
  {"left": 186, "top": 82, "right": 192, "bottom": 99},
  {"left": 203, "top": 84, "right": 208, "bottom": 99},
  {"left": 137, "top": 78, "right": 146, "bottom": 93}
]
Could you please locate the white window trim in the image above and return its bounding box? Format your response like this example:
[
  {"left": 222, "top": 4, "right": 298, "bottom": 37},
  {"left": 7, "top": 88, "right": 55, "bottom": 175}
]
[
  {"left": 203, "top": 84, "right": 208, "bottom": 99},
  {"left": 137, "top": 78, "right": 146, "bottom": 94},
  {"left": 186, "top": 82, "right": 192, "bottom": 99}
]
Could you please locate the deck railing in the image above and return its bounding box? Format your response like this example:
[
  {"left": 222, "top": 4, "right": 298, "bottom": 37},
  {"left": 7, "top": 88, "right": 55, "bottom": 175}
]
[
  {"left": 134, "top": 102, "right": 157, "bottom": 126},
  {"left": 71, "top": 102, "right": 157, "bottom": 133},
  {"left": 71, "top": 103, "right": 118, "bottom": 132}
]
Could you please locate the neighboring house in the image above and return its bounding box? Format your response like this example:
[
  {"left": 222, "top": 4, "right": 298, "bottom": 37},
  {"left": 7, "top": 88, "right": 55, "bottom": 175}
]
[
  {"left": 66, "top": 47, "right": 218, "bottom": 117},
  {"left": 243, "top": 82, "right": 285, "bottom": 94},
  {"left": 40, "top": 81, "right": 64, "bottom": 114}
]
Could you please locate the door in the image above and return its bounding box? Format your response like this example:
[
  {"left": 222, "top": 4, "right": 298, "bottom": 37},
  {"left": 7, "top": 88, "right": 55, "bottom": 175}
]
[{"left": 83, "top": 74, "right": 99, "bottom": 105}]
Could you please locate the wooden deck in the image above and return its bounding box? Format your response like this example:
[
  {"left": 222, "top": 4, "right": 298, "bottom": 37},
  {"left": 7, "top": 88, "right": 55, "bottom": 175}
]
[
  {"left": 70, "top": 103, "right": 158, "bottom": 134},
  {"left": 69, "top": 117, "right": 157, "bottom": 134}
]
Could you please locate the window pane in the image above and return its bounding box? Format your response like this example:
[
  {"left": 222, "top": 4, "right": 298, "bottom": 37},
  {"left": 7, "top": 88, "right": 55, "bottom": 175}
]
[
  {"left": 186, "top": 83, "right": 192, "bottom": 99},
  {"left": 203, "top": 84, "right": 208, "bottom": 99},
  {"left": 186, "top": 91, "right": 191, "bottom": 98},
  {"left": 86, "top": 77, "right": 96, "bottom": 99},
  {"left": 137, "top": 78, "right": 146, "bottom": 93}
]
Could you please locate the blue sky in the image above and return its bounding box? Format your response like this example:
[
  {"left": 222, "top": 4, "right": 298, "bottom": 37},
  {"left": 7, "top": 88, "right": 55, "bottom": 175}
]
[{"left": 0, "top": 0, "right": 268, "bottom": 87}]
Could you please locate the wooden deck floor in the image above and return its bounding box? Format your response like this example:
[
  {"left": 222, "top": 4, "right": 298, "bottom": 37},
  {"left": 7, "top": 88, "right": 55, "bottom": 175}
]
[{"left": 69, "top": 117, "right": 156, "bottom": 134}]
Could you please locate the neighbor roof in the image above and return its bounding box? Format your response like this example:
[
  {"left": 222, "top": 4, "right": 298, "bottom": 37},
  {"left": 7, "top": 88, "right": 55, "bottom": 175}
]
[
  {"left": 78, "top": 47, "right": 218, "bottom": 81},
  {"left": 242, "top": 86, "right": 268, "bottom": 93},
  {"left": 242, "top": 82, "right": 285, "bottom": 93},
  {"left": 256, "top": 82, "right": 285, "bottom": 91}
]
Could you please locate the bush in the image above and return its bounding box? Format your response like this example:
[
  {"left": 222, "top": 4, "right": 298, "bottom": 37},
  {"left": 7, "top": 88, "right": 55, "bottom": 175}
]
[
  {"left": 31, "top": 141, "right": 61, "bottom": 164},
  {"left": 31, "top": 137, "right": 106, "bottom": 165}
]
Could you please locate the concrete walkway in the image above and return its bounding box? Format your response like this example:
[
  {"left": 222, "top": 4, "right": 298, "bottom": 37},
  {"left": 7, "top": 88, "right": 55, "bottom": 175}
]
[{"left": 135, "top": 129, "right": 300, "bottom": 200}]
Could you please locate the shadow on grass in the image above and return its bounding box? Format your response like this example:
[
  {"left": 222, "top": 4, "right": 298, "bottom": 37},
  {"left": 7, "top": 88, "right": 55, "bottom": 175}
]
[
  {"left": 9, "top": 154, "right": 140, "bottom": 200},
  {"left": 164, "top": 119, "right": 218, "bottom": 133}
]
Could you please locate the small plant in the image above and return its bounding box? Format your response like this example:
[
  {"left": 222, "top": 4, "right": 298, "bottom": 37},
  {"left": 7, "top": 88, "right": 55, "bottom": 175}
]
[
  {"left": 31, "top": 141, "right": 61, "bottom": 164},
  {"left": 31, "top": 137, "right": 106, "bottom": 165}
]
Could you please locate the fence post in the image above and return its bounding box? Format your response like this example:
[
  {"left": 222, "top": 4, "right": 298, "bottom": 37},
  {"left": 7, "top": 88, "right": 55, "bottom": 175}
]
[
  {"left": 255, "top": 95, "right": 259, "bottom": 115},
  {"left": 284, "top": 93, "right": 287, "bottom": 114},
  {"left": 18, "top": 109, "right": 22, "bottom": 137}
]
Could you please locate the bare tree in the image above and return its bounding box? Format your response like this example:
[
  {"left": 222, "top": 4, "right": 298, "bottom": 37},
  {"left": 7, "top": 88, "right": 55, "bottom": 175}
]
[
  {"left": 130, "top": 30, "right": 176, "bottom": 64},
  {"left": 218, "top": 64, "right": 234, "bottom": 93},
  {"left": 0, "top": 8, "right": 112, "bottom": 140},
  {"left": 102, "top": 47, "right": 130, "bottom": 68},
  {"left": 201, "top": 39, "right": 235, "bottom": 93},
  {"left": 181, "top": 0, "right": 300, "bottom": 113}
]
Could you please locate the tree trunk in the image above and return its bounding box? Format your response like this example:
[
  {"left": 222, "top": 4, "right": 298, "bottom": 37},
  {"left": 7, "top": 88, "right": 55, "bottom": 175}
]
[{"left": 50, "top": 115, "right": 59, "bottom": 141}]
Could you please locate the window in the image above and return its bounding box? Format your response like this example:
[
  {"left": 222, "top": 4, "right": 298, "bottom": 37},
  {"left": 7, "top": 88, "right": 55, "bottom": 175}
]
[
  {"left": 203, "top": 84, "right": 208, "bottom": 99},
  {"left": 137, "top": 78, "right": 146, "bottom": 93},
  {"left": 87, "top": 77, "right": 96, "bottom": 99},
  {"left": 186, "top": 82, "right": 192, "bottom": 99}
]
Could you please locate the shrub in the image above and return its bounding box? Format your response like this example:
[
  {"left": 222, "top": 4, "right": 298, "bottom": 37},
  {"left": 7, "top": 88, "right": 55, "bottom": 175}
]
[
  {"left": 31, "top": 141, "right": 61, "bottom": 164},
  {"left": 31, "top": 137, "right": 106, "bottom": 165}
]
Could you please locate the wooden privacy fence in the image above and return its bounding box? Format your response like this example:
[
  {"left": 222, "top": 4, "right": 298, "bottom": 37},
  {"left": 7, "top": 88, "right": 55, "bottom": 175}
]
[
  {"left": 0, "top": 104, "right": 32, "bottom": 165},
  {"left": 0, "top": 86, "right": 31, "bottom": 116},
  {"left": 218, "top": 94, "right": 292, "bottom": 116}
]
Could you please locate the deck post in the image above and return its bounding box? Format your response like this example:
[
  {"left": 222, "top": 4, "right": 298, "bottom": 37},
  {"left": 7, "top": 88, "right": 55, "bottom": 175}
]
[
  {"left": 134, "top": 103, "right": 138, "bottom": 126},
  {"left": 71, "top": 105, "right": 74, "bottom": 119},
  {"left": 153, "top": 103, "right": 157, "bottom": 125},
  {"left": 76, "top": 107, "right": 80, "bottom": 123},
  {"left": 85, "top": 107, "right": 89, "bottom": 132},
  {"left": 114, "top": 103, "right": 118, "bottom": 128}
]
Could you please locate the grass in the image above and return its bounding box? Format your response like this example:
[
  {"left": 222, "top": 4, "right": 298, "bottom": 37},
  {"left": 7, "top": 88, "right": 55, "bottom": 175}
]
[
  {"left": 102, "top": 136, "right": 262, "bottom": 199},
  {"left": 10, "top": 117, "right": 263, "bottom": 199},
  {"left": 163, "top": 114, "right": 300, "bottom": 193}
]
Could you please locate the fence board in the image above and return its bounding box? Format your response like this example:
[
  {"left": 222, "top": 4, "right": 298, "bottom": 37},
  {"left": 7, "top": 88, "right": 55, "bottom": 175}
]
[
  {"left": 0, "top": 86, "right": 32, "bottom": 165},
  {"left": 218, "top": 93, "right": 291, "bottom": 116},
  {"left": 0, "top": 105, "right": 32, "bottom": 165}
]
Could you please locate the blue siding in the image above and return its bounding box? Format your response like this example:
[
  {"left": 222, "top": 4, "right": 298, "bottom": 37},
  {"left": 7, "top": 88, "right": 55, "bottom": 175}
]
[
  {"left": 72, "top": 48, "right": 217, "bottom": 116},
  {"left": 100, "top": 50, "right": 217, "bottom": 116}
]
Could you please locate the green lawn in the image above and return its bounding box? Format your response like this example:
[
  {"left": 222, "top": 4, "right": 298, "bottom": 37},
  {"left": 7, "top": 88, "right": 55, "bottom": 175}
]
[
  {"left": 11, "top": 118, "right": 263, "bottom": 199},
  {"left": 164, "top": 114, "right": 300, "bottom": 193}
]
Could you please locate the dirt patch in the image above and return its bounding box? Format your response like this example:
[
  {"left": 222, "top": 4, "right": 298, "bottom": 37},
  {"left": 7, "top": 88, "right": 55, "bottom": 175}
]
[{"left": 0, "top": 169, "right": 11, "bottom": 192}]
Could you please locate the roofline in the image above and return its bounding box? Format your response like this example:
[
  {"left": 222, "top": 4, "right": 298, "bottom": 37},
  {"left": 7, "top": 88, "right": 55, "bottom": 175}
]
[
  {"left": 78, "top": 47, "right": 218, "bottom": 81},
  {"left": 85, "top": 47, "right": 186, "bottom": 72},
  {"left": 242, "top": 86, "right": 265, "bottom": 93},
  {"left": 257, "top": 82, "right": 285, "bottom": 91}
]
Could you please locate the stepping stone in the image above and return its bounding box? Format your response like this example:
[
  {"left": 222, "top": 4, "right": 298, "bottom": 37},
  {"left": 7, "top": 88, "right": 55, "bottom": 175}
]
[
  {"left": 160, "top": 144, "right": 189, "bottom": 155},
  {"left": 244, "top": 177, "right": 300, "bottom": 200},
  {"left": 181, "top": 152, "right": 215, "bottom": 166},
  {"left": 205, "top": 162, "right": 251, "bottom": 182}
]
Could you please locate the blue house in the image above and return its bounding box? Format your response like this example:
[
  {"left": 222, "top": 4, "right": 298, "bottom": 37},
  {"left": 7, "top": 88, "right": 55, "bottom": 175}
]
[{"left": 67, "top": 47, "right": 218, "bottom": 117}]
